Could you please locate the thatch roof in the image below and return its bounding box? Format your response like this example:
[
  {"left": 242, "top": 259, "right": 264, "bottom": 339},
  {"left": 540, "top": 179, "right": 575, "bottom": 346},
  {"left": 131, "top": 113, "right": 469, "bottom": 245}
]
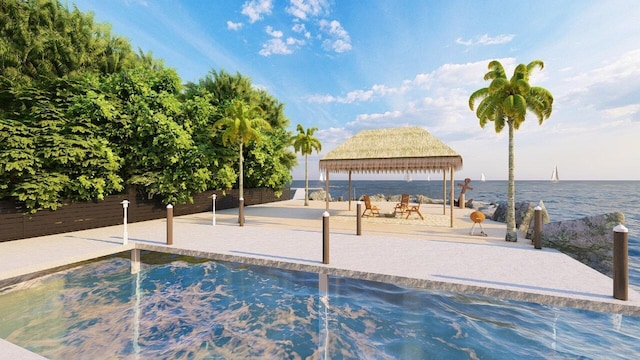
[{"left": 319, "top": 127, "right": 462, "bottom": 173}]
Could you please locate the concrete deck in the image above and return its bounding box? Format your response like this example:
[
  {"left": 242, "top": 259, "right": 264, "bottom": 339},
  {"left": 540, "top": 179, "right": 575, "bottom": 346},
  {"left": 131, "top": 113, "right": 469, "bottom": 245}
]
[{"left": 1, "top": 199, "right": 639, "bottom": 356}]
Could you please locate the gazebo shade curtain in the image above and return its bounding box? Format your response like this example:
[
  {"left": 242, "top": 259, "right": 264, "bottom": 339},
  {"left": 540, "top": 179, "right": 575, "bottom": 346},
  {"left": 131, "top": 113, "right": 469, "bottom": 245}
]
[{"left": 319, "top": 127, "right": 462, "bottom": 173}]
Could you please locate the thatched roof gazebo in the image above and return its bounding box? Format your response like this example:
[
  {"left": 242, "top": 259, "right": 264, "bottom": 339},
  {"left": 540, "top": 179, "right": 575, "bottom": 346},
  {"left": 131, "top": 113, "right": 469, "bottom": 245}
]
[{"left": 319, "top": 126, "right": 463, "bottom": 227}]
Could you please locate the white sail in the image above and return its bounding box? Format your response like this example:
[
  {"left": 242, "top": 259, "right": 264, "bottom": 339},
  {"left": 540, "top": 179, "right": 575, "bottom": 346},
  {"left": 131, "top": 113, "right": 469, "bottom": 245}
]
[
  {"left": 551, "top": 166, "right": 559, "bottom": 182},
  {"left": 319, "top": 173, "right": 324, "bottom": 182},
  {"left": 404, "top": 172, "right": 413, "bottom": 182},
  {"left": 481, "top": 173, "right": 486, "bottom": 182},
  {"left": 427, "top": 175, "right": 431, "bottom": 181}
]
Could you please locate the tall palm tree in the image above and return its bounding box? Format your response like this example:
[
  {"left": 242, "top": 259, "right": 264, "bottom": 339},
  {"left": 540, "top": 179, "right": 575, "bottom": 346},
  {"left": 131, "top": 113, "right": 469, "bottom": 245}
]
[
  {"left": 214, "top": 99, "right": 271, "bottom": 225},
  {"left": 469, "top": 60, "right": 553, "bottom": 241},
  {"left": 291, "top": 124, "right": 322, "bottom": 206}
]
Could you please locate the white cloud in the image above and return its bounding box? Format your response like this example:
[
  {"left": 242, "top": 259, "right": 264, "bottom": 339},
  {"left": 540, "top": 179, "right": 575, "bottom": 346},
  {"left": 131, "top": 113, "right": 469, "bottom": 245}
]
[
  {"left": 292, "top": 23, "right": 311, "bottom": 38},
  {"left": 226, "top": 21, "right": 243, "bottom": 31},
  {"left": 265, "top": 25, "right": 283, "bottom": 38},
  {"left": 286, "top": 0, "right": 329, "bottom": 20},
  {"left": 315, "top": 127, "right": 352, "bottom": 152},
  {"left": 241, "top": 0, "right": 273, "bottom": 23},
  {"left": 306, "top": 94, "right": 336, "bottom": 103},
  {"left": 259, "top": 26, "right": 306, "bottom": 56},
  {"left": 259, "top": 38, "right": 293, "bottom": 56},
  {"left": 564, "top": 49, "right": 640, "bottom": 86},
  {"left": 286, "top": 37, "right": 306, "bottom": 46},
  {"left": 319, "top": 19, "right": 352, "bottom": 53},
  {"left": 601, "top": 104, "right": 640, "bottom": 119},
  {"left": 456, "top": 33, "right": 515, "bottom": 46},
  {"left": 307, "top": 59, "right": 510, "bottom": 105}
]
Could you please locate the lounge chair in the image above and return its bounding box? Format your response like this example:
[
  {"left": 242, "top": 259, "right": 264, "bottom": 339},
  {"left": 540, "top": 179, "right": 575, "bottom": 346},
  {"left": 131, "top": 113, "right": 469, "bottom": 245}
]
[
  {"left": 393, "top": 194, "right": 410, "bottom": 216},
  {"left": 405, "top": 195, "right": 424, "bottom": 220},
  {"left": 362, "top": 195, "right": 381, "bottom": 217}
]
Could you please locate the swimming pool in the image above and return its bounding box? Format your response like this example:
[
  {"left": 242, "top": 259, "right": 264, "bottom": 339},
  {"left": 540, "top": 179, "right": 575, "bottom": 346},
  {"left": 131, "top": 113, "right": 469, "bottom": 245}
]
[{"left": 0, "top": 251, "right": 639, "bottom": 359}]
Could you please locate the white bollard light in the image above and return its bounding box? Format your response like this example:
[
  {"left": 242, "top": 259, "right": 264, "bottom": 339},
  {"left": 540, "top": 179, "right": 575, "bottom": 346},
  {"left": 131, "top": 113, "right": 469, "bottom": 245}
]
[{"left": 121, "top": 200, "right": 130, "bottom": 245}]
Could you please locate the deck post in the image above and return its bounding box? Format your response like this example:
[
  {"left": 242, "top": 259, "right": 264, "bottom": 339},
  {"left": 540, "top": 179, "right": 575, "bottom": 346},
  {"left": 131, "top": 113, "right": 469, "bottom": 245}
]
[
  {"left": 239, "top": 197, "right": 245, "bottom": 226},
  {"left": 166, "top": 204, "right": 173, "bottom": 245},
  {"left": 211, "top": 193, "right": 217, "bottom": 226},
  {"left": 534, "top": 205, "right": 542, "bottom": 249},
  {"left": 323, "top": 211, "right": 330, "bottom": 264},
  {"left": 613, "top": 224, "right": 629, "bottom": 301}
]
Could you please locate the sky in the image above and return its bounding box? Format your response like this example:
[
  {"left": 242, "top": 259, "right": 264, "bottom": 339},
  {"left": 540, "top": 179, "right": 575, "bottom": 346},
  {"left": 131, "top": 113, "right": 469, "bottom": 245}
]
[{"left": 70, "top": 0, "right": 640, "bottom": 181}]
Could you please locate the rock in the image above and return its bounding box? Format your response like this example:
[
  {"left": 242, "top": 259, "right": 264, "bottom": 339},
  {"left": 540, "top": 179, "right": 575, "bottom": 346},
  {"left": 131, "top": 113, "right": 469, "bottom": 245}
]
[
  {"left": 518, "top": 200, "right": 551, "bottom": 234},
  {"left": 478, "top": 202, "right": 498, "bottom": 219},
  {"left": 368, "top": 194, "right": 387, "bottom": 202},
  {"left": 309, "top": 190, "right": 331, "bottom": 201},
  {"left": 525, "top": 212, "right": 625, "bottom": 276},
  {"left": 491, "top": 201, "right": 531, "bottom": 226}
]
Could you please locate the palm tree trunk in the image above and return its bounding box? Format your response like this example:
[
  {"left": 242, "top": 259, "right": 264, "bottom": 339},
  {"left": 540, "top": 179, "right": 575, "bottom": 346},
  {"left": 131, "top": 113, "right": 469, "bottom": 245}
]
[
  {"left": 304, "top": 154, "right": 309, "bottom": 206},
  {"left": 506, "top": 120, "right": 517, "bottom": 241}
]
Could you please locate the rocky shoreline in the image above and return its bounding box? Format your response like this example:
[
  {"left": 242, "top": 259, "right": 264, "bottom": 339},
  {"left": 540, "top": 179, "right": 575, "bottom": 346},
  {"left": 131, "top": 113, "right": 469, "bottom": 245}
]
[{"left": 309, "top": 190, "right": 625, "bottom": 277}]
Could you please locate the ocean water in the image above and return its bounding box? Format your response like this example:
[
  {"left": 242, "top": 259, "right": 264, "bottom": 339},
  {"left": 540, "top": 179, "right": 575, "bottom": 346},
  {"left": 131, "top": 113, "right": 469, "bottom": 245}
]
[
  {"left": 292, "top": 180, "right": 640, "bottom": 289},
  {"left": 0, "top": 252, "right": 638, "bottom": 359}
]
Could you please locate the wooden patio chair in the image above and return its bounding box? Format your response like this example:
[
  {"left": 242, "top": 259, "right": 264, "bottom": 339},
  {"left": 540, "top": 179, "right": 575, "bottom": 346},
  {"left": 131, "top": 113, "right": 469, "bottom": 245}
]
[
  {"left": 405, "top": 195, "right": 424, "bottom": 220},
  {"left": 361, "top": 195, "right": 381, "bottom": 217},
  {"left": 393, "top": 194, "right": 410, "bottom": 216}
]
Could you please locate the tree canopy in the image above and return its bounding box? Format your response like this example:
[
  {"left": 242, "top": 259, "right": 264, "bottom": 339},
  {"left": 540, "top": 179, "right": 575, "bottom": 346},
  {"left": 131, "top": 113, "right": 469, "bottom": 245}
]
[
  {"left": 0, "top": 0, "right": 296, "bottom": 211},
  {"left": 469, "top": 60, "right": 553, "bottom": 241}
]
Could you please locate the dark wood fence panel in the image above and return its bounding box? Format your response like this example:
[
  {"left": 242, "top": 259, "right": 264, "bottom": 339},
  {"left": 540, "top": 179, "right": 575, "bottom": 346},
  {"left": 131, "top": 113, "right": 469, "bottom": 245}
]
[{"left": 0, "top": 188, "right": 290, "bottom": 242}]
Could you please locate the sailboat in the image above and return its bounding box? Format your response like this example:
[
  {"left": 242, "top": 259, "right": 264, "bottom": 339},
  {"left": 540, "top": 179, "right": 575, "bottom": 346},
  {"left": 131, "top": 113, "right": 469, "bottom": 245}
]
[
  {"left": 551, "top": 166, "right": 559, "bottom": 182},
  {"left": 319, "top": 173, "right": 324, "bottom": 182},
  {"left": 427, "top": 175, "right": 431, "bottom": 181},
  {"left": 404, "top": 171, "right": 413, "bottom": 182},
  {"left": 481, "top": 173, "right": 486, "bottom": 182}
]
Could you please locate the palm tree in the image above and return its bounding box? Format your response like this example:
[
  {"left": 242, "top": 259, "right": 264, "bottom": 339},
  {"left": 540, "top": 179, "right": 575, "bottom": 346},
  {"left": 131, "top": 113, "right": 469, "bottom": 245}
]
[
  {"left": 291, "top": 124, "right": 322, "bottom": 206},
  {"left": 214, "top": 99, "right": 271, "bottom": 225},
  {"left": 469, "top": 60, "right": 553, "bottom": 241}
]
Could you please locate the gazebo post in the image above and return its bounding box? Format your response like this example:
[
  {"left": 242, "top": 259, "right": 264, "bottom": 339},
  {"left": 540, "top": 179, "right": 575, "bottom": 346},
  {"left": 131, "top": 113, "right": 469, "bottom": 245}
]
[
  {"left": 348, "top": 171, "right": 352, "bottom": 211},
  {"left": 450, "top": 167, "right": 454, "bottom": 227},
  {"left": 325, "top": 169, "right": 330, "bottom": 212},
  {"left": 442, "top": 171, "right": 446, "bottom": 215}
]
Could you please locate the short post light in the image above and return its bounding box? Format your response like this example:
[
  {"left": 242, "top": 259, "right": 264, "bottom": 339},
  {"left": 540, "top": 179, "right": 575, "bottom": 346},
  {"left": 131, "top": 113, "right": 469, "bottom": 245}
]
[
  {"left": 211, "top": 193, "right": 217, "bottom": 226},
  {"left": 534, "top": 205, "right": 542, "bottom": 249},
  {"left": 239, "top": 197, "right": 245, "bottom": 227},
  {"left": 121, "top": 200, "right": 130, "bottom": 245},
  {"left": 323, "top": 211, "right": 330, "bottom": 264},
  {"left": 166, "top": 204, "right": 173, "bottom": 245},
  {"left": 613, "top": 224, "right": 629, "bottom": 301}
]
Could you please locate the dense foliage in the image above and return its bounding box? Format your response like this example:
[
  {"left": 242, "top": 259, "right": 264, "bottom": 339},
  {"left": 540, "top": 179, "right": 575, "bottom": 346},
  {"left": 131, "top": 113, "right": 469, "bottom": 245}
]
[{"left": 0, "top": 0, "right": 295, "bottom": 211}]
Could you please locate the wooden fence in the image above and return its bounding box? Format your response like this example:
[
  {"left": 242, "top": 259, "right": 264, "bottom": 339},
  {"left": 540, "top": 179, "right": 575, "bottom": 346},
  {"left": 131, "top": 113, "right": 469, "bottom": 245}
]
[{"left": 0, "top": 187, "right": 291, "bottom": 242}]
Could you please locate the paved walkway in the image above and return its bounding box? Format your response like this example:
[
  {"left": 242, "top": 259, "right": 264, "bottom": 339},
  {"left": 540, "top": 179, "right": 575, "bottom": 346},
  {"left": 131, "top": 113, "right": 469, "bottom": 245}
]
[{"left": 1, "top": 199, "right": 639, "bottom": 357}]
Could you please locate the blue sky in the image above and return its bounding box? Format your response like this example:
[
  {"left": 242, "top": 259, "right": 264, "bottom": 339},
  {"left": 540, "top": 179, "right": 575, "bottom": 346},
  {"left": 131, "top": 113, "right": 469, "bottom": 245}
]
[{"left": 70, "top": 0, "right": 640, "bottom": 181}]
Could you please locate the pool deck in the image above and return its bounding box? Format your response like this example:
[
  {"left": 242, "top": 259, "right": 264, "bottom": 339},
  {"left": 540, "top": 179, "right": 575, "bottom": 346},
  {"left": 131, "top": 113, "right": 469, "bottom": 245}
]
[
  {"left": 1, "top": 199, "right": 639, "bottom": 320},
  {"left": 2, "top": 198, "right": 639, "bottom": 358}
]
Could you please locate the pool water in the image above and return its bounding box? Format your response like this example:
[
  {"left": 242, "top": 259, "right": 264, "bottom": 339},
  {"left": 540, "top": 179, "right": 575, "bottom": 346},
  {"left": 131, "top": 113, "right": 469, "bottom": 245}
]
[{"left": 0, "top": 252, "right": 639, "bottom": 359}]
